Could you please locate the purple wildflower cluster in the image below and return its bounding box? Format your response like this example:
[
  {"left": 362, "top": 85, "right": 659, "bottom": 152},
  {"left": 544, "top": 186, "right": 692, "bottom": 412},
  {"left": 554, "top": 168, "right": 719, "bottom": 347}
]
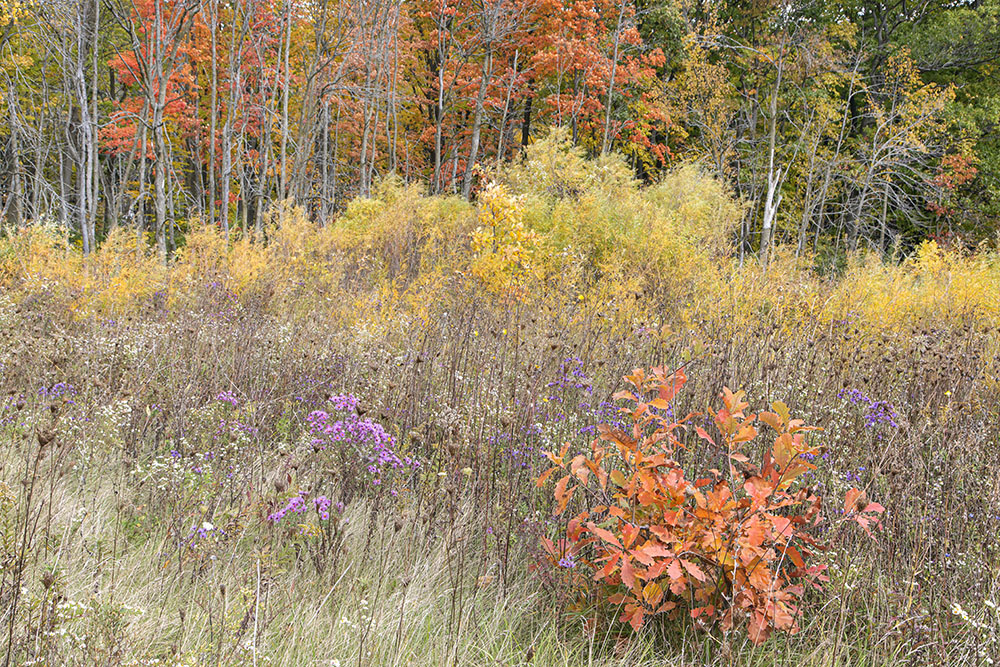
[
  {"left": 151, "top": 289, "right": 169, "bottom": 313},
  {"left": 545, "top": 357, "right": 594, "bottom": 404},
  {"left": 291, "top": 372, "right": 350, "bottom": 404},
  {"left": 269, "top": 493, "right": 307, "bottom": 522},
  {"left": 832, "top": 312, "right": 858, "bottom": 329},
  {"left": 557, "top": 554, "right": 576, "bottom": 569},
  {"left": 306, "top": 394, "right": 420, "bottom": 485},
  {"left": 268, "top": 491, "right": 344, "bottom": 524},
  {"left": 543, "top": 357, "right": 632, "bottom": 436},
  {"left": 486, "top": 427, "right": 539, "bottom": 471},
  {"left": 215, "top": 417, "right": 259, "bottom": 440},
  {"left": 39, "top": 382, "right": 76, "bottom": 402},
  {"left": 325, "top": 393, "right": 360, "bottom": 412},
  {"left": 207, "top": 281, "right": 239, "bottom": 303},
  {"left": 167, "top": 448, "right": 235, "bottom": 479},
  {"left": 579, "top": 400, "right": 631, "bottom": 435},
  {"left": 844, "top": 467, "right": 867, "bottom": 482},
  {"left": 187, "top": 521, "right": 224, "bottom": 542},
  {"left": 314, "top": 495, "right": 333, "bottom": 520},
  {"left": 839, "top": 388, "right": 900, "bottom": 434},
  {"left": 216, "top": 390, "right": 239, "bottom": 407},
  {"left": 208, "top": 393, "right": 260, "bottom": 443},
  {"left": 0, "top": 394, "right": 25, "bottom": 426},
  {"left": 507, "top": 445, "right": 537, "bottom": 469}
]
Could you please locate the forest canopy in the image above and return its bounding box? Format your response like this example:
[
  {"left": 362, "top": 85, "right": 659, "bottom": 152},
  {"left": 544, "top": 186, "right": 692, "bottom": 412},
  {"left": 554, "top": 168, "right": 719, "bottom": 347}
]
[{"left": 0, "top": 0, "right": 998, "bottom": 264}]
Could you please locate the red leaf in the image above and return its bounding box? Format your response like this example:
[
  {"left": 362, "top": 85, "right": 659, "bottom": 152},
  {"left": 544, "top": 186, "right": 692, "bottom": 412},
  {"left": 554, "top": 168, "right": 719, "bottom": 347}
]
[
  {"left": 786, "top": 545, "right": 806, "bottom": 569},
  {"left": 628, "top": 607, "right": 644, "bottom": 631},
  {"left": 770, "top": 515, "right": 794, "bottom": 540},
  {"left": 862, "top": 502, "right": 885, "bottom": 515},
  {"left": 554, "top": 475, "right": 575, "bottom": 515},
  {"left": 748, "top": 612, "right": 772, "bottom": 645},
  {"left": 656, "top": 600, "right": 677, "bottom": 613},
  {"left": 844, "top": 487, "right": 863, "bottom": 513},
  {"left": 642, "top": 543, "right": 674, "bottom": 559},
  {"left": 612, "top": 390, "right": 639, "bottom": 402},
  {"left": 631, "top": 548, "right": 654, "bottom": 566},
  {"left": 744, "top": 476, "right": 772, "bottom": 507},
  {"left": 536, "top": 466, "right": 557, "bottom": 487},
  {"left": 621, "top": 557, "right": 636, "bottom": 589},
  {"left": 621, "top": 523, "right": 640, "bottom": 549},
  {"left": 681, "top": 559, "right": 706, "bottom": 582},
  {"left": 658, "top": 369, "right": 687, "bottom": 402},
  {"left": 586, "top": 521, "right": 622, "bottom": 549},
  {"left": 596, "top": 552, "right": 621, "bottom": 580}
]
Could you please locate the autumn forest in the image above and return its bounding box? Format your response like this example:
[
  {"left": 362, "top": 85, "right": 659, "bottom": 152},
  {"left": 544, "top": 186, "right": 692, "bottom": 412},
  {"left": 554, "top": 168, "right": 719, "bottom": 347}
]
[{"left": 0, "top": 0, "right": 997, "bottom": 259}]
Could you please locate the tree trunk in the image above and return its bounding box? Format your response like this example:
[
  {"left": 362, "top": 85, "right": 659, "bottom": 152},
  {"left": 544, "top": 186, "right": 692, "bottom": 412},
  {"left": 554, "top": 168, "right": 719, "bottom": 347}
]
[
  {"left": 521, "top": 93, "right": 532, "bottom": 147},
  {"left": 6, "top": 89, "right": 23, "bottom": 227},
  {"left": 208, "top": 0, "right": 219, "bottom": 226},
  {"left": 279, "top": 0, "right": 292, "bottom": 199},
  {"left": 496, "top": 49, "right": 519, "bottom": 162},
  {"left": 601, "top": 5, "right": 625, "bottom": 155},
  {"left": 153, "top": 105, "right": 168, "bottom": 261},
  {"left": 462, "top": 48, "right": 492, "bottom": 199},
  {"left": 759, "top": 49, "right": 785, "bottom": 268},
  {"left": 433, "top": 52, "right": 446, "bottom": 193},
  {"left": 795, "top": 151, "right": 816, "bottom": 258}
]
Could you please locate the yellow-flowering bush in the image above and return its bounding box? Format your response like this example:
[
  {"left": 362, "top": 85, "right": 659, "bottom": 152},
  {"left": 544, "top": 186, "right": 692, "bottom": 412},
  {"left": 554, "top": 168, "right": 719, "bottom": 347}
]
[
  {"left": 823, "top": 241, "right": 1000, "bottom": 331},
  {"left": 1, "top": 144, "right": 998, "bottom": 360},
  {"left": 471, "top": 181, "right": 543, "bottom": 295}
]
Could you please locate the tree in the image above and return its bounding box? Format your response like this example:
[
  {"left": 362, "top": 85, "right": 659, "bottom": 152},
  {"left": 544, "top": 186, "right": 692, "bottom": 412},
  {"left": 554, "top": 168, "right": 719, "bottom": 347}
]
[{"left": 106, "top": 0, "right": 202, "bottom": 259}]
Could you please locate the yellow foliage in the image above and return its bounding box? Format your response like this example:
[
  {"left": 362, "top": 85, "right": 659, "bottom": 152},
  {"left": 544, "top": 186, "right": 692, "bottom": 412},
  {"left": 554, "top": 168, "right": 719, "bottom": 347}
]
[
  {"left": 1, "top": 149, "right": 997, "bottom": 360},
  {"left": 333, "top": 177, "right": 475, "bottom": 285},
  {"left": 825, "top": 243, "right": 1000, "bottom": 330},
  {"left": 79, "top": 229, "right": 165, "bottom": 316},
  {"left": 471, "top": 181, "right": 542, "bottom": 295},
  {"left": 0, "top": 223, "right": 164, "bottom": 318},
  {"left": 0, "top": 0, "right": 25, "bottom": 26},
  {"left": 500, "top": 127, "right": 636, "bottom": 203}
]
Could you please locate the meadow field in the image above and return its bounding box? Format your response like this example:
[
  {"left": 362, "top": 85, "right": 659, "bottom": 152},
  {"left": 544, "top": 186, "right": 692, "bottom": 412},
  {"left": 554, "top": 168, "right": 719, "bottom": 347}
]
[{"left": 1, "top": 141, "right": 999, "bottom": 666}]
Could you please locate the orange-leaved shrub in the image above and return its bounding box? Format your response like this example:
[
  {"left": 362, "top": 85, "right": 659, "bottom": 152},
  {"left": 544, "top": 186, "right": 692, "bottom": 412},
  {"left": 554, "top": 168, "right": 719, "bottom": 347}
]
[{"left": 537, "top": 366, "right": 885, "bottom": 644}]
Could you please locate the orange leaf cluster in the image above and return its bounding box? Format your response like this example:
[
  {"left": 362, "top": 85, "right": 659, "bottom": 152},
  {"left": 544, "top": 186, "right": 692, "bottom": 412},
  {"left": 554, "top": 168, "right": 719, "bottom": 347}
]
[{"left": 538, "top": 367, "right": 884, "bottom": 644}]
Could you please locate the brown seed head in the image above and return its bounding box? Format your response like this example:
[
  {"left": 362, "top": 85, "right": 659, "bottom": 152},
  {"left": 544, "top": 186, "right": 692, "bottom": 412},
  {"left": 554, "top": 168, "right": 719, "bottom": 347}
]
[{"left": 36, "top": 428, "right": 56, "bottom": 448}]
